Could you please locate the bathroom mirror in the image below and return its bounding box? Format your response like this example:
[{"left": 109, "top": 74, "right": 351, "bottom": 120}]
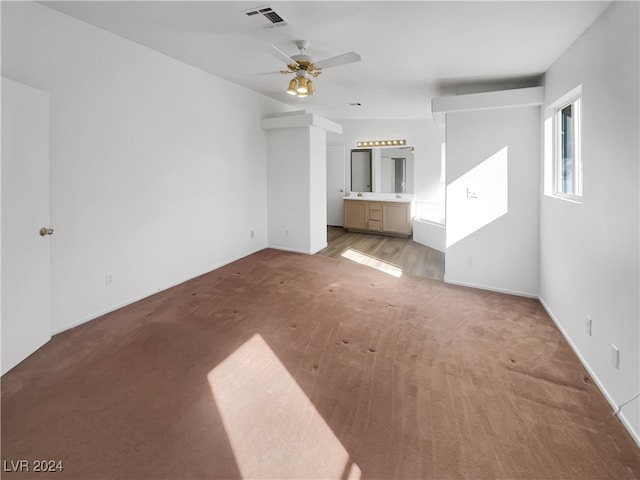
[{"left": 350, "top": 147, "right": 414, "bottom": 194}]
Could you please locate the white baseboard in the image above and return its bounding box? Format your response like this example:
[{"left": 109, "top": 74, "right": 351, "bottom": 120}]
[
  {"left": 267, "top": 243, "right": 327, "bottom": 255},
  {"left": 443, "top": 275, "right": 538, "bottom": 299},
  {"left": 310, "top": 242, "right": 328, "bottom": 255},
  {"left": 53, "top": 243, "right": 329, "bottom": 336},
  {"left": 442, "top": 277, "right": 640, "bottom": 447},
  {"left": 50, "top": 250, "right": 639, "bottom": 449},
  {"left": 539, "top": 296, "right": 640, "bottom": 448},
  {"left": 52, "top": 247, "right": 267, "bottom": 335}
]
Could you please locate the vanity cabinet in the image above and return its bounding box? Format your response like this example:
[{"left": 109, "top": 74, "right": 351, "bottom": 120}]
[
  {"left": 343, "top": 200, "right": 369, "bottom": 231},
  {"left": 343, "top": 199, "right": 413, "bottom": 237}
]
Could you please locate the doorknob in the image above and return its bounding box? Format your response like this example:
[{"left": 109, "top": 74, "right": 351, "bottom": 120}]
[
  {"left": 339, "top": 189, "right": 344, "bottom": 192},
  {"left": 39, "top": 227, "right": 54, "bottom": 236}
]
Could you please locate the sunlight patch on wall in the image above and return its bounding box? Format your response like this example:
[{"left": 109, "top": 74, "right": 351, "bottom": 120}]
[
  {"left": 341, "top": 248, "right": 402, "bottom": 278},
  {"left": 208, "top": 334, "right": 361, "bottom": 480},
  {"left": 446, "top": 147, "right": 509, "bottom": 248}
]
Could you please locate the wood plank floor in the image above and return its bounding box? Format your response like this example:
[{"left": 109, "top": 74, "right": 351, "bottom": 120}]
[{"left": 316, "top": 226, "right": 445, "bottom": 281}]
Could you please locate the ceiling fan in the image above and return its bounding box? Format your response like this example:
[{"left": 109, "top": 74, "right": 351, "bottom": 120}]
[{"left": 271, "top": 40, "right": 361, "bottom": 97}]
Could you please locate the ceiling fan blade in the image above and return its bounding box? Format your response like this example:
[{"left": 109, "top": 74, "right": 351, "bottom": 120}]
[
  {"left": 315, "top": 52, "right": 361, "bottom": 69},
  {"left": 252, "top": 71, "right": 286, "bottom": 76},
  {"left": 271, "top": 45, "right": 298, "bottom": 66}
]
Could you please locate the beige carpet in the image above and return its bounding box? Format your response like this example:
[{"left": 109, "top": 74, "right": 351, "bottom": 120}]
[{"left": 2, "top": 248, "right": 639, "bottom": 479}]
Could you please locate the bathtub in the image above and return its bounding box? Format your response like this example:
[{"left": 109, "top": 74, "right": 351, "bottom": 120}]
[{"left": 413, "top": 202, "right": 445, "bottom": 252}]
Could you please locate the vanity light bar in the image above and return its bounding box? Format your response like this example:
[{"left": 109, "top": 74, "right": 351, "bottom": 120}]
[{"left": 357, "top": 139, "right": 406, "bottom": 148}]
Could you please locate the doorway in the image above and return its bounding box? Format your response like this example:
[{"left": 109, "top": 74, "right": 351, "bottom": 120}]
[
  {"left": 326, "top": 145, "right": 346, "bottom": 226},
  {"left": 392, "top": 157, "right": 406, "bottom": 193},
  {"left": 350, "top": 149, "right": 372, "bottom": 192}
]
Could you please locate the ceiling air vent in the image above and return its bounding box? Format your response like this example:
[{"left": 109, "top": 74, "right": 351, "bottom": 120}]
[{"left": 244, "top": 5, "right": 290, "bottom": 28}]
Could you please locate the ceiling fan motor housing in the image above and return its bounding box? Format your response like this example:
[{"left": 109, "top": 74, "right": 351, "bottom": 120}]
[{"left": 291, "top": 54, "right": 313, "bottom": 64}]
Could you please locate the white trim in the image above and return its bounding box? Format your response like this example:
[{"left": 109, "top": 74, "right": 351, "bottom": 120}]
[
  {"left": 267, "top": 244, "right": 327, "bottom": 255},
  {"left": 49, "top": 242, "right": 639, "bottom": 448},
  {"left": 443, "top": 276, "right": 538, "bottom": 299},
  {"left": 432, "top": 86, "right": 544, "bottom": 127},
  {"left": 545, "top": 85, "right": 583, "bottom": 202},
  {"left": 550, "top": 193, "right": 583, "bottom": 205},
  {"left": 262, "top": 112, "right": 342, "bottom": 133},
  {"left": 539, "top": 296, "right": 640, "bottom": 448},
  {"left": 52, "top": 247, "right": 268, "bottom": 335},
  {"left": 440, "top": 278, "right": 640, "bottom": 446},
  {"left": 553, "top": 96, "right": 583, "bottom": 200}
]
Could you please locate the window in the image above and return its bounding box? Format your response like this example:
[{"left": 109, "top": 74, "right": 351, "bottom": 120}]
[{"left": 555, "top": 96, "right": 582, "bottom": 199}]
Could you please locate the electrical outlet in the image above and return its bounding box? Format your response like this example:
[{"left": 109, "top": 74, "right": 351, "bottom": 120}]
[
  {"left": 466, "top": 256, "right": 473, "bottom": 266},
  {"left": 610, "top": 344, "right": 620, "bottom": 369},
  {"left": 105, "top": 274, "right": 113, "bottom": 286},
  {"left": 250, "top": 230, "right": 254, "bottom": 238},
  {"left": 285, "top": 228, "right": 290, "bottom": 237},
  {"left": 585, "top": 316, "right": 592, "bottom": 336}
]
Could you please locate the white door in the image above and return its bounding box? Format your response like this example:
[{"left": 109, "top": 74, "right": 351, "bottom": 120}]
[
  {"left": 1, "top": 78, "right": 52, "bottom": 375},
  {"left": 326, "top": 145, "right": 345, "bottom": 226}
]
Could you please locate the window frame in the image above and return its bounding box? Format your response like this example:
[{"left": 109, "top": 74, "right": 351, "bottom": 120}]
[{"left": 553, "top": 95, "right": 582, "bottom": 201}]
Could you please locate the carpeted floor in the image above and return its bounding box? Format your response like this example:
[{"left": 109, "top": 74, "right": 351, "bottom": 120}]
[{"left": 2, "top": 248, "right": 640, "bottom": 479}]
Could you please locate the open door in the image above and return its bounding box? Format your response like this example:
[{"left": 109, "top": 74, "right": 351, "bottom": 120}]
[
  {"left": 350, "top": 149, "right": 372, "bottom": 192},
  {"left": 1, "top": 78, "right": 52, "bottom": 375},
  {"left": 326, "top": 145, "right": 345, "bottom": 226}
]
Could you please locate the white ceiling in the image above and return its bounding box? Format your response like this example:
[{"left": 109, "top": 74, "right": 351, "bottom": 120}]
[{"left": 40, "top": 1, "right": 611, "bottom": 120}]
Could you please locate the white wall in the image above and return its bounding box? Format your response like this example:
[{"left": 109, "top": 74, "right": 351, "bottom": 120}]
[
  {"left": 266, "top": 128, "right": 312, "bottom": 253},
  {"left": 444, "top": 107, "right": 540, "bottom": 297},
  {"left": 540, "top": 1, "right": 639, "bottom": 441},
  {"left": 327, "top": 119, "right": 445, "bottom": 208},
  {"left": 266, "top": 125, "right": 328, "bottom": 255},
  {"left": 2, "top": 2, "right": 290, "bottom": 332},
  {"left": 309, "top": 127, "right": 328, "bottom": 254}
]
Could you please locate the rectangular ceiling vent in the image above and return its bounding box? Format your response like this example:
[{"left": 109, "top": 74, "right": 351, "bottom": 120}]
[{"left": 244, "top": 5, "right": 290, "bottom": 28}]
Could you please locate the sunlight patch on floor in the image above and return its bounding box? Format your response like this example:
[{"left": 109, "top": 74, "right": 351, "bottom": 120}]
[
  {"left": 208, "top": 334, "right": 361, "bottom": 479},
  {"left": 340, "top": 248, "right": 403, "bottom": 278}
]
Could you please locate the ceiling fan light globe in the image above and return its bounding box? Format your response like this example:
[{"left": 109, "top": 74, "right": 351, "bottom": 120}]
[
  {"left": 307, "top": 80, "right": 315, "bottom": 95},
  {"left": 296, "top": 77, "right": 308, "bottom": 94},
  {"left": 286, "top": 78, "right": 298, "bottom": 95}
]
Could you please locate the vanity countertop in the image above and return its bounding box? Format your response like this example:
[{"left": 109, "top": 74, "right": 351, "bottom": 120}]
[{"left": 344, "top": 195, "right": 414, "bottom": 203}]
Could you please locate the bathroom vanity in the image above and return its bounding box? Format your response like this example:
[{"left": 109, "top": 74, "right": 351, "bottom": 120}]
[{"left": 343, "top": 196, "right": 414, "bottom": 237}]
